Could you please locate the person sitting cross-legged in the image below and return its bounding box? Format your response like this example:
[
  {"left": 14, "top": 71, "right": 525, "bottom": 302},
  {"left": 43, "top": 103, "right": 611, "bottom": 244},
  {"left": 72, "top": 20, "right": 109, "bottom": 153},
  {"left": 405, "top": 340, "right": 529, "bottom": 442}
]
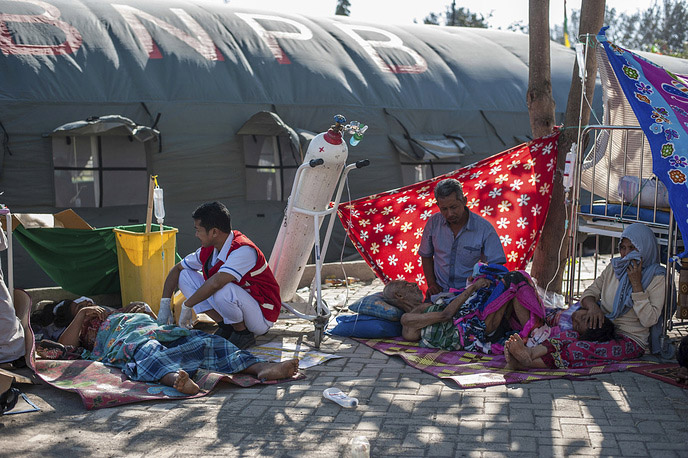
[{"left": 419, "top": 178, "right": 506, "bottom": 302}]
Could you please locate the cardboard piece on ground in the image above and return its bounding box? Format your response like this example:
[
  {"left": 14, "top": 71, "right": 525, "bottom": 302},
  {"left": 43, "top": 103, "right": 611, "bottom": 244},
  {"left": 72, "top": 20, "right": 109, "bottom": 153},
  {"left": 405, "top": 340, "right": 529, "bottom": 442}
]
[
  {"left": 1, "top": 209, "right": 93, "bottom": 231},
  {"left": 0, "top": 367, "right": 34, "bottom": 385},
  {"left": 0, "top": 372, "right": 11, "bottom": 393}
]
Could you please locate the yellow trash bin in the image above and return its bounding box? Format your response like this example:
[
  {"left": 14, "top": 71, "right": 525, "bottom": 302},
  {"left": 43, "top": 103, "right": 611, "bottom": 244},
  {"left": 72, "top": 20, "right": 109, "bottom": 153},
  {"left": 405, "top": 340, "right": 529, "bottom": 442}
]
[{"left": 114, "top": 225, "right": 178, "bottom": 314}]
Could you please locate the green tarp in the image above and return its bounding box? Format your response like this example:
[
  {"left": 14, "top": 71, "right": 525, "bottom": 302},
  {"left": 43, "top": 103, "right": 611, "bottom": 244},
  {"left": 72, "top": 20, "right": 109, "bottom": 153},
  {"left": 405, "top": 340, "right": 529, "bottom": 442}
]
[{"left": 14, "top": 224, "right": 180, "bottom": 296}]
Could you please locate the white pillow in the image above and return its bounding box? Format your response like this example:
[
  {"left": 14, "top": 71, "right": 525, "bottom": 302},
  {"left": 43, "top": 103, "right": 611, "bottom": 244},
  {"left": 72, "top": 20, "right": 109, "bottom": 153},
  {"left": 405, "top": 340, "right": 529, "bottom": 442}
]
[{"left": 617, "top": 176, "right": 670, "bottom": 208}]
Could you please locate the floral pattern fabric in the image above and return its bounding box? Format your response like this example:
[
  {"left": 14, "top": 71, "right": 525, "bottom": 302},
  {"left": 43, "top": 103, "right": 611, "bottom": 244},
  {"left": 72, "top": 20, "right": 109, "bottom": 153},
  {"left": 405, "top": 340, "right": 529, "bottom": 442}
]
[
  {"left": 599, "top": 28, "right": 688, "bottom": 257},
  {"left": 541, "top": 329, "right": 644, "bottom": 369},
  {"left": 82, "top": 313, "right": 191, "bottom": 368},
  {"left": 338, "top": 133, "right": 558, "bottom": 292}
]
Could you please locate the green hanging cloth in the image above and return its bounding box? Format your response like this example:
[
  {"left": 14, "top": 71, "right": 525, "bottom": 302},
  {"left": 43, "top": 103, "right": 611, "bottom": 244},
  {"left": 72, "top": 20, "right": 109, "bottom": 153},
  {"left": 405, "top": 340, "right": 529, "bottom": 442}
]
[{"left": 14, "top": 225, "right": 121, "bottom": 295}]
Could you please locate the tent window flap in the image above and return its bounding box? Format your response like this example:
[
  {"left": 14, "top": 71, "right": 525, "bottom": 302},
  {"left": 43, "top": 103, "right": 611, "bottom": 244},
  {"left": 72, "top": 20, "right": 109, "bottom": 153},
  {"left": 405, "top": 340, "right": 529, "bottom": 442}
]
[
  {"left": 390, "top": 133, "right": 470, "bottom": 185},
  {"left": 51, "top": 116, "right": 155, "bottom": 208},
  {"left": 238, "top": 111, "right": 302, "bottom": 201}
]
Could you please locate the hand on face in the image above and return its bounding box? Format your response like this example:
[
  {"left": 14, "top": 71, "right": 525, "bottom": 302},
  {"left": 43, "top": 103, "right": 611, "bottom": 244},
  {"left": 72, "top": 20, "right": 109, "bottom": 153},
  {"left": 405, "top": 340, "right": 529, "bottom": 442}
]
[{"left": 627, "top": 259, "right": 643, "bottom": 287}]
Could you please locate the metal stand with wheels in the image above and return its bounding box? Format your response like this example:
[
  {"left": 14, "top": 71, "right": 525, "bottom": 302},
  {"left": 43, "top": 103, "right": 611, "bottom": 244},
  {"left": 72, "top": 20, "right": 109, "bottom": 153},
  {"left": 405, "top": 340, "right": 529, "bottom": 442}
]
[{"left": 279, "top": 158, "right": 369, "bottom": 348}]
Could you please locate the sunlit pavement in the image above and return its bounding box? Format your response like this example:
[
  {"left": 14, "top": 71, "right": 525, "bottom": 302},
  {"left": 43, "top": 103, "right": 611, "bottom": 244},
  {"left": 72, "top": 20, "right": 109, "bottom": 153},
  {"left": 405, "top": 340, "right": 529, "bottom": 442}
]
[{"left": 2, "top": 255, "right": 687, "bottom": 457}]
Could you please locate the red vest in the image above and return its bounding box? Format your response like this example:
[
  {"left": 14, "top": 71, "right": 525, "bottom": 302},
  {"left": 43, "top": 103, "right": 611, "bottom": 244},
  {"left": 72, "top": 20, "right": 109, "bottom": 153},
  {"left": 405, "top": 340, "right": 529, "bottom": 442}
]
[{"left": 198, "top": 231, "right": 282, "bottom": 322}]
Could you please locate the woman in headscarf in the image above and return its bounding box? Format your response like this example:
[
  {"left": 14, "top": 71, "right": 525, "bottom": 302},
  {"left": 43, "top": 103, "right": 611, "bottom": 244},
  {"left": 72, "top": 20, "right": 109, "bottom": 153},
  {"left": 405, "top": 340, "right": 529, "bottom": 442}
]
[
  {"left": 581, "top": 223, "right": 666, "bottom": 352},
  {"left": 504, "top": 223, "right": 666, "bottom": 369}
]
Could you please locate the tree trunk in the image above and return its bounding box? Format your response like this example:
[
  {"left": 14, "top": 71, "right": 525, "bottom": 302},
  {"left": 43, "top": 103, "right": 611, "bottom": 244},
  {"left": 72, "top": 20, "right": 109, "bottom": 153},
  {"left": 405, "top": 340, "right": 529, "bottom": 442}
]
[
  {"left": 529, "top": 0, "right": 606, "bottom": 294},
  {"left": 527, "top": 0, "right": 556, "bottom": 138}
]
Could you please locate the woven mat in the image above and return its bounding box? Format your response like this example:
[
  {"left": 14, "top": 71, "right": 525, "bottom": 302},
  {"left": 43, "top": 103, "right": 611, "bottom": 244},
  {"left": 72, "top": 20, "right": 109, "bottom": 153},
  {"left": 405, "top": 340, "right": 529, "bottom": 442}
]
[
  {"left": 35, "top": 359, "right": 304, "bottom": 410},
  {"left": 357, "top": 337, "right": 656, "bottom": 389},
  {"left": 629, "top": 363, "right": 688, "bottom": 389}
]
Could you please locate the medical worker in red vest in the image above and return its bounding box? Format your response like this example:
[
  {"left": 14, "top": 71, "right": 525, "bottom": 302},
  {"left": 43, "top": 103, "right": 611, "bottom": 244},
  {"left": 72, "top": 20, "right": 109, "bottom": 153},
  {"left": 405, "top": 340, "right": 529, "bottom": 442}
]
[{"left": 157, "top": 201, "right": 282, "bottom": 349}]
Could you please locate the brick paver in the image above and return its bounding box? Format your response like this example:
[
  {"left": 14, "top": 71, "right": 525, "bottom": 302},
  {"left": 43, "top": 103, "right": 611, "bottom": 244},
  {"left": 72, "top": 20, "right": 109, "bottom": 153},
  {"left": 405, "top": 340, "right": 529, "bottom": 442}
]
[{"left": 2, "top": 257, "right": 688, "bottom": 457}]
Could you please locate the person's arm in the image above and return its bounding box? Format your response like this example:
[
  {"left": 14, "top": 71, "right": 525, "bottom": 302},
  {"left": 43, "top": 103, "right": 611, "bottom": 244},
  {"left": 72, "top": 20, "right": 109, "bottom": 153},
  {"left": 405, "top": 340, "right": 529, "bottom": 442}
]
[
  {"left": 580, "top": 266, "right": 609, "bottom": 329},
  {"left": 162, "top": 263, "right": 184, "bottom": 299},
  {"left": 120, "top": 302, "right": 157, "bottom": 320},
  {"left": 482, "top": 226, "right": 506, "bottom": 265},
  {"left": 439, "top": 277, "right": 491, "bottom": 318},
  {"left": 408, "top": 301, "right": 439, "bottom": 314},
  {"left": 57, "top": 306, "right": 110, "bottom": 347},
  {"left": 418, "top": 218, "right": 441, "bottom": 297},
  {"left": 630, "top": 274, "right": 665, "bottom": 328},
  {"left": 421, "top": 256, "right": 442, "bottom": 297}
]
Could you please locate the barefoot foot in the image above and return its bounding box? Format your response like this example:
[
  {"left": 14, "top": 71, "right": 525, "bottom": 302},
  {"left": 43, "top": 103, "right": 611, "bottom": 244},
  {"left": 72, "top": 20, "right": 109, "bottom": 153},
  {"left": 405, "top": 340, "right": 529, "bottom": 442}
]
[
  {"left": 503, "top": 338, "right": 512, "bottom": 367},
  {"left": 160, "top": 370, "right": 200, "bottom": 395},
  {"left": 247, "top": 359, "right": 300, "bottom": 381},
  {"left": 507, "top": 334, "right": 534, "bottom": 369}
]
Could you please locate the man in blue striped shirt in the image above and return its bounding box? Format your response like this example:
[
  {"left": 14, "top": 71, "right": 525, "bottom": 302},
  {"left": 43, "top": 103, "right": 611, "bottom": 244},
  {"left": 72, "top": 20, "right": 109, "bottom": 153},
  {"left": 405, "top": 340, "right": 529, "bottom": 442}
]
[{"left": 419, "top": 179, "right": 505, "bottom": 301}]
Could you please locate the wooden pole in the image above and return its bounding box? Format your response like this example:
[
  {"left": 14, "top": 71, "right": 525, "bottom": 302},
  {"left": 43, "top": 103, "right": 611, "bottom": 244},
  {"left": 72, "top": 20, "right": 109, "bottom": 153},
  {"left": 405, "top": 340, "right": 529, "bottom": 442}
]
[{"left": 145, "top": 175, "right": 155, "bottom": 233}]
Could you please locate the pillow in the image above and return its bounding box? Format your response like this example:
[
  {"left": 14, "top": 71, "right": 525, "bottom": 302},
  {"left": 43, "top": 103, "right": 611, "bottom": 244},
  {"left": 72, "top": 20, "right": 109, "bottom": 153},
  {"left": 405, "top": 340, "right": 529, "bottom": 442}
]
[
  {"left": 618, "top": 176, "right": 670, "bottom": 208},
  {"left": 326, "top": 314, "right": 402, "bottom": 338},
  {"left": 348, "top": 292, "right": 404, "bottom": 321}
]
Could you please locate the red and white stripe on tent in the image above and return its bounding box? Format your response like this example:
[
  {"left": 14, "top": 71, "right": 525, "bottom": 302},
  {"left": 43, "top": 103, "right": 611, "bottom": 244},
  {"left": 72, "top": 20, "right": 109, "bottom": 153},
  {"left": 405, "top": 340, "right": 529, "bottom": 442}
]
[{"left": 338, "top": 131, "right": 559, "bottom": 292}]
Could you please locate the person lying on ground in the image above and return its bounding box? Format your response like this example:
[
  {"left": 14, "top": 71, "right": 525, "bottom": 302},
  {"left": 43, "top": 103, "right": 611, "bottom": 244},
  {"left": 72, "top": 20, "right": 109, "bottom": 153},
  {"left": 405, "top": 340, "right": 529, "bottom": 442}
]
[
  {"left": 58, "top": 305, "right": 299, "bottom": 395},
  {"left": 31, "top": 296, "right": 107, "bottom": 341},
  {"left": 503, "top": 315, "right": 619, "bottom": 370},
  {"left": 383, "top": 268, "right": 544, "bottom": 353},
  {"left": 677, "top": 335, "right": 688, "bottom": 385},
  {"left": 578, "top": 223, "right": 666, "bottom": 360}
]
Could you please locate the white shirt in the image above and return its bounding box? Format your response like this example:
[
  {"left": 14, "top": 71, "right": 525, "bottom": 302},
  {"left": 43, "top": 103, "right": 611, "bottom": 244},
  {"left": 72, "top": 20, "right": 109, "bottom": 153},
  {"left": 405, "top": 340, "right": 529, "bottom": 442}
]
[{"left": 181, "top": 232, "right": 258, "bottom": 281}]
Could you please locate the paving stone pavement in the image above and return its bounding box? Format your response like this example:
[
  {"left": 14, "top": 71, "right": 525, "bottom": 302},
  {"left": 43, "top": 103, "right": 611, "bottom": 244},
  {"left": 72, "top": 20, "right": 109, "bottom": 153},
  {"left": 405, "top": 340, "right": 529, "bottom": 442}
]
[{"left": 2, "top": 257, "right": 688, "bottom": 458}]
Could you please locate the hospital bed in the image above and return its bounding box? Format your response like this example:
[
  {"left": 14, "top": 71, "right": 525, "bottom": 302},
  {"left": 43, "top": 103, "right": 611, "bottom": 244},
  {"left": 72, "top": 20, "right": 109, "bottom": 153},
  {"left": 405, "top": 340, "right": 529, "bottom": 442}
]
[{"left": 566, "top": 124, "right": 684, "bottom": 358}]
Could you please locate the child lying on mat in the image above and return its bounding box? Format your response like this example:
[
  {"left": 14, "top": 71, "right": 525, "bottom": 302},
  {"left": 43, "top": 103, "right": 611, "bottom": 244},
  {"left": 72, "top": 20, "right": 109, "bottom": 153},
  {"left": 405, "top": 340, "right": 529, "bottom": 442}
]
[
  {"left": 57, "top": 304, "right": 298, "bottom": 395},
  {"left": 383, "top": 264, "right": 545, "bottom": 353},
  {"left": 504, "top": 316, "right": 618, "bottom": 369},
  {"left": 504, "top": 223, "right": 667, "bottom": 370}
]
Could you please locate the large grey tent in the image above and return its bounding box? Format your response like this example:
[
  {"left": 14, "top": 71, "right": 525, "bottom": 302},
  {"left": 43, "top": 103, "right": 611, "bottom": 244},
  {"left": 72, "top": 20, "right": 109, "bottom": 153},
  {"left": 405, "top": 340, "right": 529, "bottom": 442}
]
[{"left": 2, "top": 0, "right": 687, "bottom": 289}]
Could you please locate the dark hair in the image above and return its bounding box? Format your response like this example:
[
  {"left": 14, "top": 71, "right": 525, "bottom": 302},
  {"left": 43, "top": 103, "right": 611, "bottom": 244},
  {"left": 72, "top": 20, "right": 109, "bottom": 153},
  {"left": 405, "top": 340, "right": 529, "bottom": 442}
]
[
  {"left": 433, "top": 178, "right": 465, "bottom": 202},
  {"left": 677, "top": 336, "right": 688, "bottom": 368},
  {"left": 192, "top": 201, "right": 232, "bottom": 233},
  {"left": 30, "top": 299, "right": 75, "bottom": 329},
  {"left": 579, "top": 317, "right": 618, "bottom": 342}
]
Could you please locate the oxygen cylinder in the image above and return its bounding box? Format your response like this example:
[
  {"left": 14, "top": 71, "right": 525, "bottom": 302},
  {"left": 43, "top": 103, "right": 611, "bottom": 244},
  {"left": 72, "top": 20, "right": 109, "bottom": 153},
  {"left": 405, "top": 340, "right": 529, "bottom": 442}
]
[{"left": 269, "top": 125, "right": 348, "bottom": 302}]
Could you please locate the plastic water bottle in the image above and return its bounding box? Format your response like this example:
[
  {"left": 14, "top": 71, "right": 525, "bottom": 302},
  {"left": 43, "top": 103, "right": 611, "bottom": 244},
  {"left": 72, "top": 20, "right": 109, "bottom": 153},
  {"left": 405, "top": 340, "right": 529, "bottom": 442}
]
[
  {"left": 350, "top": 436, "right": 370, "bottom": 458},
  {"left": 153, "top": 187, "right": 165, "bottom": 223},
  {"left": 322, "top": 387, "right": 358, "bottom": 408}
]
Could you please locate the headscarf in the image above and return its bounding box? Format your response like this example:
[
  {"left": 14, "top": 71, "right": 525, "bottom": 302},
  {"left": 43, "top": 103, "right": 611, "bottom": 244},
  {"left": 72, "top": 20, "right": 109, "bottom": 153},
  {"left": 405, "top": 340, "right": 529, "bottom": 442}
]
[{"left": 607, "top": 223, "right": 666, "bottom": 321}]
